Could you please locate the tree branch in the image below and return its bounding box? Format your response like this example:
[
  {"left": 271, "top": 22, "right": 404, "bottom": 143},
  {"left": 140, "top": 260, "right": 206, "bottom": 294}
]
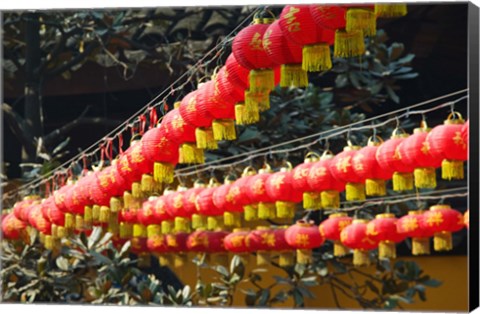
[
  {"left": 45, "top": 40, "right": 100, "bottom": 78},
  {"left": 2, "top": 103, "right": 36, "bottom": 154}
]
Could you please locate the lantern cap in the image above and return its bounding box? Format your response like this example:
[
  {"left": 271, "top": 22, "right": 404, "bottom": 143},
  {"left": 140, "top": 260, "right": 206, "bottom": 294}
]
[
  {"left": 24, "top": 195, "right": 40, "bottom": 201},
  {"left": 304, "top": 152, "right": 320, "bottom": 163},
  {"left": 233, "top": 227, "right": 250, "bottom": 233},
  {"left": 280, "top": 161, "right": 293, "bottom": 172},
  {"left": 413, "top": 120, "right": 430, "bottom": 134},
  {"left": 242, "top": 166, "right": 257, "bottom": 177},
  {"left": 367, "top": 135, "right": 383, "bottom": 147},
  {"left": 408, "top": 210, "right": 425, "bottom": 215},
  {"left": 430, "top": 204, "right": 452, "bottom": 211},
  {"left": 193, "top": 179, "right": 207, "bottom": 188},
  {"left": 208, "top": 177, "right": 221, "bottom": 187},
  {"left": 329, "top": 212, "right": 348, "bottom": 218},
  {"left": 256, "top": 226, "right": 271, "bottom": 231},
  {"left": 173, "top": 101, "right": 181, "bottom": 109},
  {"left": 343, "top": 144, "right": 361, "bottom": 151},
  {"left": 375, "top": 213, "right": 395, "bottom": 219},
  {"left": 444, "top": 111, "right": 465, "bottom": 125},
  {"left": 177, "top": 185, "right": 188, "bottom": 192},
  {"left": 163, "top": 188, "right": 175, "bottom": 195},
  {"left": 259, "top": 163, "right": 273, "bottom": 174},
  {"left": 296, "top": 219, "right": 315, "bottom": 227},
  {"left": 148, "top": 196, "right": 158, "bottom": 201},
  {"left": 390, "top": 128, "right": 409, "bottom": 139},
  {"left": 320, "top": 150, "right": 335, "bottom": 160},
  {"left": 352, "top": 219, "right": 369, "bottom": 224}
]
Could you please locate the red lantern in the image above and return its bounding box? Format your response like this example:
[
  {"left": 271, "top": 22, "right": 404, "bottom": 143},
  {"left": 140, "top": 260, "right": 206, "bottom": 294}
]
[
  {"left": 247, "top": 226, "right": 277, "bottom": 265},
  {"left": 397, "top": 122, "right": 443, "bottom": 189},
  {"left": 165, "top": 187, "right": 192, "bottom": 233},
  {"left": 53, "top": 184, "right": 73, "bottom": 214},
  {"left": 263, "top": 19, "right": 307, "bottom": 87},
  {"left": 195, "top": 178, "right": 223, "bottom": 230},
  {"left": 213, "top": 177, "right": 245, "bottom": 227},
  {"left": 245, "top": 166, "right": 277, "bottom": 220},
  {"left": 29, "top": 203, "right": 52, "bottom": 237},
  {"left": 229, "top": 167, "right": 258, "bottom": 221},
  {"left": 352, "top": 137, "right": 394, "bottom": 196},
  {"left": 366, "top": 213, "right": 406, "bottom": 259},
  {"left": 397, "top": 210, "right": 434, "bottom": 255},
  {"left": 423, "top": 204, "right": 464, "bottom": 251},
  {"left": 163, "top": 108, "right": 204, "bottom": 164},
  {"left": 376, "top": 129, "right": 414, "bottom": 191},
  {"left": 307, "top": 151, "right": 345, "bottom": 209},
  {"left": 426, "top": 112, "right": 468, "bottom": 180},
  {"left": 14, "top": 195, "right": 40, "bottom": 223},
  {"left": 340, "top": 219, "right": 378, "bottom": 266},
  {"left": 330, "top": 143, "right": 366, "bottom": 201},
  {"left": 265, "top": 163, "right": 303, "bottom": 219},
  {"left": 309, "top": 5, "right": 365, "bottom": 58},
  {"left": 187, "top": 229, "right": 229, "bottom": 264},
  {"left": 292, "top": 153, "right": 322, "bottom": 210},
  {"left": 137, "top": 197, "right": 161, "bottom": 240},
  {"left": 272, "top": 227, "right": 296, "bottom": 267},
  {"left": 164, "top": 232, "right": 189, "bottom": 267},
  {"left": 41, "top": 197, "right": 66, "bottom": 236},
  {"left": 284, "top": 220, "right": 325, "bottom": 264},
  {"left": 2, "top": 213, "right": 28, "bottom": 241},
  {"left": 147, "top": 234, "right": 168, "bottom": 254},
  {"left": 153, "top": 196, "right": 174, "bottom": 235},
  {"left": 117, "top": 143, "right": 144, "bottom": 188},
  {"left": 183, "top": 180, "right": 207, "bottom": 229},
  {"left": 141, "top": 125, "right": 179, "bottom": 184},
  {"left": 464, "top": 210, "right": 469, "bottom": 229},
  {"left": 319, "top": 213, "right": 353, "bottom": 256},
  {"left": 224, "top": 228, "right": 252, "bottom": 263},
  {"left": 278, "top": 5, "right": 335, "bottom": 72}
]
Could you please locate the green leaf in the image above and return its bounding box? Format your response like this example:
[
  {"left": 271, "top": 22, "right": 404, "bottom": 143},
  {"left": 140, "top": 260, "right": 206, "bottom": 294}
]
[
  {"left": 300, "top": 276, "right": 318, "bottom": 287},
  {"left": 394, "top": 73, "right": 419, "bottom": 80},
  {"left": 56, "top": 256, "right": 70, "bottom": 271},
  {"left": 386, "top": 85, "right": 400, "bottom": 104},
  {"left": 396, "top": 53, "right": 415, "bottom": 64},
  {"left": 52, "top": 137, "right": 70, "bottom": 156},
  {"left": 258, "top": 289, "right": 270, "bottom": 306},
  {"left": 349, "top": 72, "right": 361, "bottom": 89},
  {"left": 214, "top": 265, "right": 229, "bottom": 277},
  {"left": 422, "top": 279, "right": 442, "bottom": 287},
  {"left": 297, "top": 286, "right": 315, "bottom": 299},
  {"left": 119, "top": 241, "right": 131, "bottom": 257},
  {"left": 335, "top": 74, "right": 348, "bottom": 88},
  {"left": 90, "top": 251, "right": 112, "bottom": 265},
  {"left": 237, "top": 128, "right": 260, "bottom": 144},
  {"left": 388, "top": 43, "right": 405, "bottom": 61},
  {"left": 293, "top": 290, "right": 304, "bottom": 307},
  {"left": 182, "top": 285, "right": 191, "bottom": 300},
  {"left": 88, "top": 227, "right": 103, "bottom": 249},
  {"left": 273, "top": 275, "right": 290, "bottom": 285}
]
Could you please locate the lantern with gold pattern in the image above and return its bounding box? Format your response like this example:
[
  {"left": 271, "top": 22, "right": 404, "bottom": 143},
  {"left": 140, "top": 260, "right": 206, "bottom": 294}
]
[
  {"left": 284, "top": 220, "right": 324, "bottom": 264},
  {"left": 423, "top": 204, "right": 464, "bottom": 251}
]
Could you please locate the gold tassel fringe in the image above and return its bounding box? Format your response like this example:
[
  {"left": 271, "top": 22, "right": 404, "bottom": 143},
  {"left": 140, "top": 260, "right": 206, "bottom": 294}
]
[
  {"left": 147, "top": 224, "right": 161, "bottom": 238},
  {"left": 345, "top": 182, "right": 366, "bottom": 201},
  {"left": 65, "top": 213, "right": 75, "bottom": 229},
  {"left": 258, "top": 202, "right": 276, "bottom": 219},
  {"left": 334, "top": 241, "right": 350, "bottom": 257},
  {"left": 280, "top": 64, "right": 309, "bottom": 87},
  {"left": 133, "top": 224, "right": 147, "bottom": 238},
  {"left": 235, "top": 103, "right": 260, "bottom": 125},
  {"left": 110, "top": 197, "right": 122, "bottom": 213},
  {"left": 244, "top": 204, "right": 258, "bottom": 221},
  {"left": 321, "top": 190, "right": 340, "bottom": 209},
  {"left": 84, "top": 206, "right": 93, "bottom": 229},
  {"left": 179, "top": 143, "right": 205, "bottom": 164},
  {"left": 245, "top": 89, "right": 270, "bottom": 113},
  {"left": 392, "top": 172, "right": 414, "bottom": 191},
  {"left": 353, "top": 249, "right": 371, "bottom": 267},
  {"left": 131, "top": 182, "right": 143, "bottom": 198},
  {"left": 224, "top": 211, "right": 242, "bottom": 227},
  {"left": 207, "top": 216, "right": 224, "bottom": 231},
  {"left": 412, "top": 237, "right": 431, "bottom": 255},
  {"left": 249, "top": 68, "right": 275, "bottom": 91},
  {"left": 302, "top": 44, "right": 332, "bottom": 73},
  {"left": 92, "top": 205, "right": 101, "bottom": 224},
  {"left": 192, "top": 214, "right": 206, "bottom": 229},
  {"left": 141, "top": 174, "right": 155, "bottom": 193},
  {"left": 154, "top": 162, "right": 174, "bottom": 184},
  {"left": 375, "top": 4, "right": 407, "bottom": 18},
  {"left": 303, "top": 191, "right": 322, "bottom": 210},
  {"left": 175, "top": 217, "right": 191, "bottom": 233},
  {"left": 442, "top": 160, "right": 464, "bottom": 180},
  {"left": 195, "top": 127, "right": 218, "bottom": 150},
  {"left": 257, "top": 251, "right": 271, "bottom": 266},
  {"left": 365, "top": 179, "right": 386, "bottom": 196},
  {"left": 414, "top": 167, "right": 437, "bottom": 189},
  {"left": 297, "top": 249, "right": 312, "bottom": 265},
  {"left": 279, "top": 251, "right": 295, "bottom": 267},
  {"left": 333, "top": 29, "right": 365, "bottom": 58},
  {"left": 276, "top": 201, "right": 296, "bottom": 219},
  {"left": 174, "top": 254, "right": 187, "bottom": 268},
  {"left": 212, "top": 119, "right": 236, "bottom": 141},
  {"left": 99, "top": 206, "right": 110, "bottom": 223},
  {"left": 107, "top": 212, "right": 119, "bottom": 235},
  {"left": 123, "top": 192, "right": 132, "bottom": 209},
  {"left": 120, "top": 222, "right": 133, "bottom": 239},
  {"left": 433, "top": 231, "right": 453, "bottom": 251},
  {"left": 378, "top": 241, "right": 396, "bottom": 259},
  {"left": 346, "top": 8, "right": 376, "bottom": 37},
  {"left": 161, "top": 221, "right": 173, "bottom": 234},
  {"left": 75, "top": 215, "right": 84, "bottom": 231},
  {"left": 159, "top": 255, "right": 172, "bottom": 267}
]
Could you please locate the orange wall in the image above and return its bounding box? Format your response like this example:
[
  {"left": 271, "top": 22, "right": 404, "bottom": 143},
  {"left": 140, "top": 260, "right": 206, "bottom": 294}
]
[{"left": 170, "top": 254, "right": 468, "bottom": 311}]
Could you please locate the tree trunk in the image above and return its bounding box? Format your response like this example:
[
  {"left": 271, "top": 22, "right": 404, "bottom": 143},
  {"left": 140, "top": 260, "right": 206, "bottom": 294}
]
[{"left": 22, "top": 12, "right": 43, "bottom": 177}]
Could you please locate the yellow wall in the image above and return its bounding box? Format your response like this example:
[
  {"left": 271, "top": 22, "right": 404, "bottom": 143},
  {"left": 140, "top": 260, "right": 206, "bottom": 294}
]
[{"left": 171, "top": 254, "right": 468, "bottom": 311}]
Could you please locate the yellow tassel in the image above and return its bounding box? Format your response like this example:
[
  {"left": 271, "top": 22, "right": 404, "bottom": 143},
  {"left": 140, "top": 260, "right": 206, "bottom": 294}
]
[
  {"left": 154, "top": 162, "right": 174, "bottom": 184},
  {"left": 296, "top": 249, "right": 312, "bottom": 265},
  {"left": 57, "top": 226, "right": 67, "bottom": 239},
  {"left": 245, "top": 89, "right": 270, "bottom": 113},
  {"left": 346, "top": 8, "right": 376, "bottom": 37},
  {"left": 131, "top": 182, "right": 143, "bottom": 198},
  {"left": 256, "top": 251, "right": 270, "bottom": 266},
  {"left": 159, "top": 255, "right": 172, "bottom": 267},
  {"left": 141, "top": 174, "right": 155, "bottom": 193},
  {"left": 378, "top": 241, "right": 396, "bottom": 259},
  {"left": 244, "top": 204, "right": 258, "bottom": 221},
  {"left": 321, "top": 190, "right": 340, "bottom": 209},
  {"left": 333, "top": 241, "right": 350, "bottom": 257},
  {"left": 161, "top": 221, "right": 173, "bottom": 234},
  {"left": 51, "top": 224, "right": 58, "bottom": 239},
  {"left": 353, "top": 249, "right": 371, "bottom": 267},
  {"left": 110, "top": 197, "right": 122, "bottom": 213},
  {"left": 108, "top": 212, "right": 119, "bottom": 235},
  {"left": 44, "top": 235, "right": 54, "bottom": 250},
  {"left": 224, "top": 212, "right": 242, "bottom": 227},
  {"left": 39, "top": 233, "right": 46, "bottom": 244},
  {"left": 123, "top": 192, "right": 132, "bottom": 209},
  {"left": 303, "top": 192, "right": 322, "bottom": 210},
  {"left": 280, "top": 64, "right": 309, "bottom": 87},
  {"left": 258, "top": 202, "right": 276, "bottom": 219},
  {"left": 414, "top": 167, "right": 437, "bottom": 189},
  {"left": 195, "top": 127, "right": 218, "bottom": 150},
  {"left": 276, "top": 201, "right": 296, "bottom": 219},
  {"left": 302, "top": 44, "right": 332, "bottom": 73},
  {"left": 133, "top": 224, "right": 147, "bottom": 238},
  {"left": 207, "top": 216, "right": 224, "bottom": 231},
  {"left": 99, "top": 206, "right": 110, "bottom": 223},
  {"left": 75, "top": 215, "right": 84, "bottom": 231},
  {"left": 212, "top": 119, "right": 236, "bottom": 141},
  {"left": 65, "top": 213, "right": 75, "bottom": 229},
  {"left": 137, "top": 253, "right": 151, "bottom": 268},
  {"left": 442, "top": 160, "right": 464, "bottom": 180},
  {"left": 249, "top": 68, "right": 275, "bottom": 91},
  {"left": 365, "top": 179, "right": 386, "bottom": 196},
  {"left": 179, "top": 143, "right": 205, "bottom": 164},
  {"left": 345, "top": 182, "right": 366, "bottom": 201},
  {"left": 147, "top": 224, "right": 161, "bottom": 237},
  {"left": 375, "top": 4, "right": 407, "bottom": 18},
  {"left": 412, "top": 237, "right": 431, "bottom": 255},
  {"left": 392, "top": 172, "right": 414, "bottom": 191},
  {"left": 235, "top": 102, "right": 259, "bottom": 125},
  {"left": 175, "top": 217, "right": 191, "bottom": 233},
  {"left": 174, "top": 254, "right": 187, "bottom": 268},
  {"left": 279, "top": 251, "right": 295, "bottom": 267},
  {"left": 120, "top": 222, "right": 133, "bottom": 239},
  {"left": 333, "top": 29, "right": 365, "bottom": 58},
  {"left": 191, "top": 214, "right": 206, "bottom": 229},
  {"left": 433, "top": 231, "right": 453, "bottom": 251},
  {"left": 84, "top": 206, "right": 93, "bottom": 229}
]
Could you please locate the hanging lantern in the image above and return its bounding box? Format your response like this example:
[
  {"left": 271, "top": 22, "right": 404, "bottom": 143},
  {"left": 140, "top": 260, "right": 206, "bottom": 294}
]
[
  {"left": 183, "top": 180, "right": 207, "bottom": 229},
  {"left": 319, "top": 213, "right": 353, "bottom": 257},
  {"left": 42, "top": 197, "right": 66, "bottom": 238},
  {"left": 265, "top": 163, "right": 303, "bottom": 219},
  {"left": 278, "top": 5, "right": 335, "bottom": 72},
  {"left": 307, "top": 150, "right": 346, "bottom": 209},
  {"left": 89, "top": 171, "right": 114, "bottom": 226},
  {"left": 229, "top": 167, "right": 258, "bottom": 221},
  {"left": 284, "top": 220, "right": 324, "bottom": 264},
  {"left": 117, "top": 144, "right": 143, "bottom": 197},
  {"left": 13, "top": 195, "right": 40, "bottom": 223},
  {"left": 94, "top": 166, "right": 124, "bottom": 214},
  {"left": 271, "top": 227, "right": 296, "bottom": 267},
  {"left": 195, "top": 178, "right": 223, "bottom": 230},
  {"left": 213, "top": 176, "right": 244, "bottom": 228},
  {"left": 165, "top": 187, "right": 192, "bottom": 233},
  {"left": 29, "top": 204, "right": 54, "bottom": 249},
  {"left": 423, "top": 204, "right": 465, "bottom": 251},
  {"left": 397, "top": 210, "right": 434, "bottom": 255},
  {"left": 366, "top": 213, "right": 405, "bottom": 259},
  {"left": 376, "top": 129, "right": 415, "bottom": 191},
  {"left": 179, "top": 88, "right": 216, "bottom": 150},
  {"left": 352, "top": 137, "right": 393, "bottom": 196},
  {"left": 263, "top": 19, "right": 307, "bottom": 87},
  {"left": 141, "top": 125, "right": 179, "bottom": 184},
  {"left": 163, "top": 108, "right": 204, "bottom": 164},
  {"left": 165, "top": 232, "right": 189, "bottom": 268},
  {"left": 330, "top": 143, "right": 366, "bottom": 201},
  {"left": 187, "top": 230, "right": 229, "bottom": 265},
  {"left": 53, "top": 184, "right": 73, "bottom": 219},
  {"left": 292, "top": 152, "right": 322, "bottom": 210},
  {"left": 426, "top": 112, "right": 468, "bottom": 180},
  {"left": 130, "top": 237, "right": 151, "bottom": 267},
  {"left": 138, "top": 197, "right": 161, "bottom": 239},
  {"left": 309, "top": 5, "right": 365, "bottom": 58},
  {"left": 2, "top": 213, "right": 28, "bottom": 241},
  {"left": 247, "top": 226, "right": 277, "bottom": 265},
  {"left": 374, "top": 4, "right": 407, "bottom": 18},
  {"left": 153, "top": 196, "right": 174, "bottom": 235},
  {"left": 224, "top": 228, "right": 252, "bottom": 264},
  {"left": 245, "top": 165, "right": 277, "bottom": 220},
  {"left": 147, "top": 234, "right": 168, "bottom": 255},
  {"left": 464, "top": 210, "right": 469, "bottom": 229},
  {"left": 340, "top": 219, "right": 378, "bottom": 266},
  {"left": 344, "top": 5, "right": 377, "bottom": 38},
  {"left": 127, "top": 139, "right": 155, "bottom": 197}
]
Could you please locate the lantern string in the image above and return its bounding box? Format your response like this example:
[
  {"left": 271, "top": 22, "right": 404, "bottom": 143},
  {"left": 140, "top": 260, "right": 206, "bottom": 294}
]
[
  {"left": 175, "top": 93, "right": 468, "bottom": 177},
  {"left": 3, "top": 7, "right": 261, "bottom": 202}
]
